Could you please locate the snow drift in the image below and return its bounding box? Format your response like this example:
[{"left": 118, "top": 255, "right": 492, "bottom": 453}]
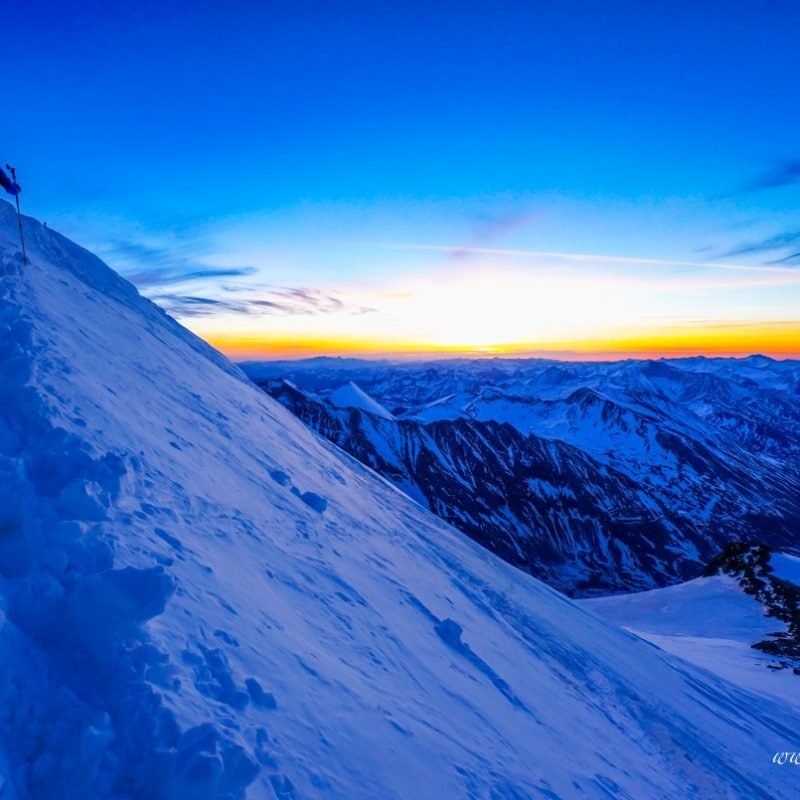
[{"left": 0, "top": 200, "right": 798, "bottom": 799}]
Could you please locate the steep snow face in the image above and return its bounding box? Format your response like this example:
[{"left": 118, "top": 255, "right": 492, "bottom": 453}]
[
  {"left": 773, "top": 553, "right": 800, "bottom": 585},
  {"left": 328, "top": 381, "right": 394, "bottom": 420},
  {"left": 2, "top": 201, "right": 799, "bottom": 799}
]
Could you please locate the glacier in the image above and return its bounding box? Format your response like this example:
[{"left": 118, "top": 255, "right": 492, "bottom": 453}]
[{"left": 1, "top": 199, "right": 798, "bottom": 798}]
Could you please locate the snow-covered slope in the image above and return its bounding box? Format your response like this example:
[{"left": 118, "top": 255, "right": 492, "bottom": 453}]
[
  {"left": 2, "top": 201, "right": 799, "bottom": 799},
  {"left": 584, "top": 544, "right": 800, "bottom": 712},
  {"left": 772, "top": 553, "right": 800, "bottom": 585},
  {"left": 583, "top": 573, "right": 799, "bottom": 711}
]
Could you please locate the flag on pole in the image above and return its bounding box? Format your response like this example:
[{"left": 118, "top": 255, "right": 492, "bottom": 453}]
[{"left": 0, "top": 166, "right": 20, "bottom": 195}]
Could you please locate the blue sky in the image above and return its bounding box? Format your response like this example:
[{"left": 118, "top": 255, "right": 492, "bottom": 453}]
[{"left": 7, "top": 1, "right": 800, "bottom": 357}]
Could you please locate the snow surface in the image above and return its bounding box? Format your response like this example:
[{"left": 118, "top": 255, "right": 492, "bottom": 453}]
[
  {"left": 583, "top": 574, "right": 800, "bottom": 712},
  {"left": 772, "top": 553, "right": 800, "bottom": 586},
  {"left": 327, "top": 381, "right": 394, "bottom": 420},
  {"left": 1, "top": 200, "right": 799, "bottom": 798}
]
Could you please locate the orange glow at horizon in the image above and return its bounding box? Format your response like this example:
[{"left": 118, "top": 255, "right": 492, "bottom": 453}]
[
  {"left": 182, "top": 255, "right": 800, "bottom": 363},
  {"left": 203, "top": 322, "right": 800, "bottom": 361}
]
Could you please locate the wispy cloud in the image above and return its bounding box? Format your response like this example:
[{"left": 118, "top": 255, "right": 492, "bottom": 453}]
[
  {"left": 100, "top": 239, "right": 256, "bottom": 287},
  {"left": 451, "top": 208, "right": 541, "bottom": 259},
  {"left": 152, "top": 287, "right": 376, "bottom": 319},
  {"left": 248, "top": 287, "right": 376, "bottom": 316},
  {"left": 771, "top": 251, "right": 800, "bottom": 266},
  {"left": 93, "top": 231, "right": 379, "bottom": 319},
  {"left": 149, "top": 295, "right": 252, "bottom": 317},
  {"left": 361, "top": 242, "right": 799, "bottom": 274},
  {"left": 724, "top": 230, "right": 800, "bottom": 266},
  {"left": 737, "top": 160, "right": 800, "bottom": 194}
]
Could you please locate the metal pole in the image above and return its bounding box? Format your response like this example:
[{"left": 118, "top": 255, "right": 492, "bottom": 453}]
[{"left": 6, "top": 164, "right": 27, "bottom": 265}]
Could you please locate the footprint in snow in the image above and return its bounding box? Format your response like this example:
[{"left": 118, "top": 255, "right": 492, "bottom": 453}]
[
  {"left": 269, "top": 469, "right": 292, "bottom": 486},
  {"left": 291, "top": 487, "right": 328, "bottom": 513}
]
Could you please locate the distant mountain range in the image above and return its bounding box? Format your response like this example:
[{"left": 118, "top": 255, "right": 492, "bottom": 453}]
[{"left": 244, "top": 356, "right": 800, "bottom": 595}]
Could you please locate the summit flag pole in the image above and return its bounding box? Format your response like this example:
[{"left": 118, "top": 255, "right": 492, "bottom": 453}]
[{"left": 6, "top": 164, "right": 27, "bottom": 265}]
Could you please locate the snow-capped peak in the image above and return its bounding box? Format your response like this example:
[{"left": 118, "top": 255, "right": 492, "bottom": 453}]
[{"left": 328, "top": 380, "right": 395, "bottom": 419}]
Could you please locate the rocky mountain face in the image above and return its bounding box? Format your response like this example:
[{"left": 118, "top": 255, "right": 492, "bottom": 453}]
[{"left": 249, "top": 357, "right": 800, "bottom": 596}]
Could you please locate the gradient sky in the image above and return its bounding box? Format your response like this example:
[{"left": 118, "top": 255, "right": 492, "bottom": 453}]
[{"left": 8, "top": 0, "right": 800, "bottom": 359}]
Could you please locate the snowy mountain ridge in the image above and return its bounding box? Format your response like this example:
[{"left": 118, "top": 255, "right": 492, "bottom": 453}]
[
  {"left": 251, "top": 356, "right": 800, "bottom": 594},
  {"left": 261, "top": 378, "right": 704, "bottom": 594},
  {"left": 2, "top": 201, "right": 799, "bottom": 798}
]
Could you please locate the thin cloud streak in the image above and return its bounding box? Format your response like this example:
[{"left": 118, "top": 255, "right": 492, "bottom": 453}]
[
  {"left": 725, "top": 230, "right": 800, "bottom": 259},
  {"left": 771, "top": 251, "right": 800, "bottom": 266},
  {"left": 98, "top": 238, "right": 257, "bottom": 288},
  {"left": 738, "top": 160, "right": 800, "bottom": 193},
  {"left": 359, "top": 242, "right": 799, "bottom": 274},
  {"left": 152, "top": 287, "right": 377, "bottom": 319}
]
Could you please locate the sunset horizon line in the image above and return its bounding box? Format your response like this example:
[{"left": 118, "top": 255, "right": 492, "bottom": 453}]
[{"left": 209, "top": 339, "right": 800, "bottom": 364}]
